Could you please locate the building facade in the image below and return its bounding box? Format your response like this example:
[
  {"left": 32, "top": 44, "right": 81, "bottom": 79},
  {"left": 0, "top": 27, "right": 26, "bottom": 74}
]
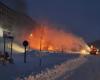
[{"left": 0, "top": 2, "right": 37, "bottom": 42}]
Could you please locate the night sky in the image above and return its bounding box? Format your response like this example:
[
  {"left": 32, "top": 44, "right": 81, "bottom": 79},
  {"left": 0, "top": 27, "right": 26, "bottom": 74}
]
[{"left": 0, "top": 0, "right": 100, "bottom": 42}]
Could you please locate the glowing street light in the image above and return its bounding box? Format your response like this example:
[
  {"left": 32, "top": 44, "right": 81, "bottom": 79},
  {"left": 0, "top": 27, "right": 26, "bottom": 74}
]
[{"left": 30, "top": 33, "right": 33, "bottom": 37}]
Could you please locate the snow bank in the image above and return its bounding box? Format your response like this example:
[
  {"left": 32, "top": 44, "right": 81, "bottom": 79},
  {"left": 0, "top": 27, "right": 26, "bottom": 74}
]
[{"left": 17, "top": 56, "right": 87, "bottom": 80}]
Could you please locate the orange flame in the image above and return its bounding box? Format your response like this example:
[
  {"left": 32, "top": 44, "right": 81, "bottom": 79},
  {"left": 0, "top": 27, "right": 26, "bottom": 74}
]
[{"left": 27, "top": 26, "right": 90, "bottom": 54}]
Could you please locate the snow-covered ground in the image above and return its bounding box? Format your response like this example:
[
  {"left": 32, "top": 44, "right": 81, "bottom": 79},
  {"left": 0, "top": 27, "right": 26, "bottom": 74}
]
[
  {"left": 18, "top": 54, "right": 100, "bottom": 80},
  {"left": 18, "top": 55, "right": 86, "bottom": 80},
  {"left": 64, "top": 55, "right": 100, "bottom": 80},
  {"left": 0, "top": 51, "right": 100, "bottom": 80},
  {"left": 0, "top": 51, "right": 79, "bottom": 80}
]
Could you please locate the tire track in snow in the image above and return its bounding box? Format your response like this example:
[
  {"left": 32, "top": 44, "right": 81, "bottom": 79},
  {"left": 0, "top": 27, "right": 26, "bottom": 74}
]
[{"left": 17, "top": 56, "right": 87, "bottom": 80}]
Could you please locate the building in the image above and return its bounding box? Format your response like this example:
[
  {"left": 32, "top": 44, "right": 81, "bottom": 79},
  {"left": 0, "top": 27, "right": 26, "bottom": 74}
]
[{"left": 0, "top": 1, "right": 37, "bottom": 42}]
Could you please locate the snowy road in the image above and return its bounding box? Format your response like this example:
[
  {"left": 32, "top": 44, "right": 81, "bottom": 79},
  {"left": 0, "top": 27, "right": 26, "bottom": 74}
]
[
  {"left": 21, "top": 55, "right": 100, "bottom": 80},
  {"left": 63, "top": 55, "right": 100, "bottom": 80},
  {"left": 0, "top": 52, "right": 79, "bottom": 80},
  {"left": 22, "top": 55, "right": 87, "bottom": 80},
  {"left": 0, "top": 52, "right": 100, "bottom": 80}
]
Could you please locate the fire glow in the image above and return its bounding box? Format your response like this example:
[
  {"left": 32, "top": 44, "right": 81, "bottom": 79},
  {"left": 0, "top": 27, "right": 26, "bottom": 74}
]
[{"left": 27, "top": 26, "right": 90, "bottom": 54}]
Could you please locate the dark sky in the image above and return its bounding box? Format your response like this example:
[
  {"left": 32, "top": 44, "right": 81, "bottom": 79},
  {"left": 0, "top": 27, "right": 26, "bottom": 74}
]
[{"left": 0, "top": 0, "right": 100, "bottom": 42}]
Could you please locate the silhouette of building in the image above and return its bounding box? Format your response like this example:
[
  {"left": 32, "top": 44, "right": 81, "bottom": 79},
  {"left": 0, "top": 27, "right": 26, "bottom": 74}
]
[{"left": 0, "top": 1, "right": 37, "bottom": 42}]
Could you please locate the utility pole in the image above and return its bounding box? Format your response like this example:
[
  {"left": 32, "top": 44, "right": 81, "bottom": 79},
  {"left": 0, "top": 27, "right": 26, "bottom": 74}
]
[
  {"left": 40, "top": 25, "right": 45, "bottom": 51},
  {"left": 39, "top": 25, "right": 45, "bottom": 67}
]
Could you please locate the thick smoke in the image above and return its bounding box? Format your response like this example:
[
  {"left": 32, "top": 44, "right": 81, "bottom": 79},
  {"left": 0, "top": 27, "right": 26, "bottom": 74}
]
[{"left": 28, "top": 25, "right": 89, "bottom": 53}]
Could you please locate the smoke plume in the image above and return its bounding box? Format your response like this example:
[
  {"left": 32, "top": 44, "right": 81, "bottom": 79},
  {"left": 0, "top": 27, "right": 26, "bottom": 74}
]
[{"left": 27, "top": 25, "right": 89, "bottom": 53}]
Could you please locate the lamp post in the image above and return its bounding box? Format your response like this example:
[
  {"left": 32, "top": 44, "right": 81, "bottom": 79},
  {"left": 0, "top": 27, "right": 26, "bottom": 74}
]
[{"left": 39, "top": 26, "right": 45, "bottom": 67}]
